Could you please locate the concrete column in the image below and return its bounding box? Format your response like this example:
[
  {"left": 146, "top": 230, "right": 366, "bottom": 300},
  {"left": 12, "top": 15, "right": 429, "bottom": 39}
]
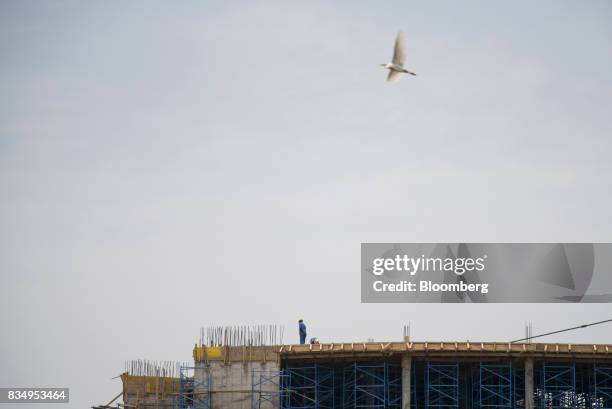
[
  {"left": 525, "top": 357, "right": 534, "bottom": 409},
  {"left": 401, "top": 355, "right": 412, "bottom": 409}
]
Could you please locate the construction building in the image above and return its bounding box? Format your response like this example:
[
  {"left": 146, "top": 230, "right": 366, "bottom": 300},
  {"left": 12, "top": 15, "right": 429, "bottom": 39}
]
[{"left": 96, "top": 327, "right": 612, "bottom": 409}]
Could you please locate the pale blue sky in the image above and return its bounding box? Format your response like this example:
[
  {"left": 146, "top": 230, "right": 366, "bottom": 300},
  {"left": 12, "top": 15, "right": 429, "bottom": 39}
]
[{"left": 1, "top": 1, "right": 612, "bottom": 407}]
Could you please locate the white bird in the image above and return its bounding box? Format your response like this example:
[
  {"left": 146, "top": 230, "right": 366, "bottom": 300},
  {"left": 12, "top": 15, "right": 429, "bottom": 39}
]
[{"left": 381, "top": 31, "right": 416, "bottom": 82}]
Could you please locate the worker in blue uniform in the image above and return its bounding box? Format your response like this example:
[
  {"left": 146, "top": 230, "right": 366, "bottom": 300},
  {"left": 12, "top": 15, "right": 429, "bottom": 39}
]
[{"left": 298, "top": 319, "right": 307, "bottom": 344}]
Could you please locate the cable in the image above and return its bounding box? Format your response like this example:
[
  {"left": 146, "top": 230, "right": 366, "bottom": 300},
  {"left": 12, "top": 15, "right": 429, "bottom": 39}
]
[{"left": 510, "top": 318, "right": 612, "bottom": 343}]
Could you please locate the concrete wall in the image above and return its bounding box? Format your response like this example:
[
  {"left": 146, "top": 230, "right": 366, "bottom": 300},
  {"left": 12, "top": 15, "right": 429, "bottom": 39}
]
[{"left": 195, "top": 360, "right": 280, "bottom": 409}]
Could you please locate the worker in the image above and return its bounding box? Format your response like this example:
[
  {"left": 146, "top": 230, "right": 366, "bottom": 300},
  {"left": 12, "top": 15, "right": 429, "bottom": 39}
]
[
  {"left": 298, "top": 319, "right": 307, "bottom": 344},
  {"left": 310, "top": 337, "right": 319, "bottom": 344}
]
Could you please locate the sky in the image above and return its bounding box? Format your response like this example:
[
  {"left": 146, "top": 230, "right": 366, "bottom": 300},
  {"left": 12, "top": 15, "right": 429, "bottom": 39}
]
[{"left": 1, "top": 1, "right": 612, "bottom": 407}]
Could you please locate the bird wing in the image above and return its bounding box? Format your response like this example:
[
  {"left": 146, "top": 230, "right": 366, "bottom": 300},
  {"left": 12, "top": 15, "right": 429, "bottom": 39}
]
[
  {"left": 386, "top": 70, "right": 402, "bottom": 82},
  {"left": 392, "top": 31, "right": 406, "bottom": 66}
]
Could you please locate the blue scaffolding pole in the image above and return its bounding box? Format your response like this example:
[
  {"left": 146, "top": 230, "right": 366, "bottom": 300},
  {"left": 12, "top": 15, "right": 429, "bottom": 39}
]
[
  {"left": 411, "top": 363, "right": 417, "bottom": 409},
  {"left": 252, "top": 369, "right": 287, "bottom": 409},
  {"left": 425, "top": 363, "right": 459, "bottom": 409},
  {"left": 176, "top": 365, "right": 211, "bottom": 409},
  {"left": 387, "top": 363, "right": 402, "bottom": 408},
  {"left": 513, "top": 363, "right": 525, "bottom": 409},
  {"left": 471, "top": 365, "right": 479, "bottom": 408},
  {"left": 342, "top": 362, "right": 401, "bottom": 409},
  {"left": 594, "top": 365, "right": 612, "bottom": 409},
  {"left": 479, "top": 362, "right": 512, "bottom": 408},
  {"left": 282, "top": 364, "right": 334, "bottom": 409},
  {"left": 542, "top": 362, "right": 576, "bottom": 409}
]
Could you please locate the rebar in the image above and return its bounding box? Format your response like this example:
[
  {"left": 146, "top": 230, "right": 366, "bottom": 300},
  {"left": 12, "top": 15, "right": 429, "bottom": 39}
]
[
  {"left": 124, "top": 359, "right": 181, "bottom": 378},
  {"left": 199, "top": 324, "right": 285, "bottom": 347}
]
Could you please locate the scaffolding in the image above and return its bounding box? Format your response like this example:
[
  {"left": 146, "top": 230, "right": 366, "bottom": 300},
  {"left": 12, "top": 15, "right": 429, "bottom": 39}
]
[
  {"left": 342, "top": 362, "right": 401, "bottom": 409},
  {"left": 478, "top": 362, "right": 513, "bottom": 408},
  {"left": 470, "top": 366, "right": 479, "bottom": 409},
  {"left": 176, "top": 365, "right": 211, "bottom": 409},
  {"left": 282, "top": 364, "right": 334, "bottom": 409},
  {"left": 426, "top": 363, "right": 459, "bottom": 409},
  {"left": 513, "top": 362, "right": 525, "bottom": 408},
  {"left": 262, "top": 357, "right": 612, "bottom": 409},
  {"left": 594, "top": 365, "right": 612, "bottom": 409},
  {"left": 411, "top": 363, "right": 418, "bottom": 409},
  {"left": 252, "top": 370, "right": 287, "bottom": 409},
  {"left": 542, "top": 362, "right": 576, "bottom": 409}
]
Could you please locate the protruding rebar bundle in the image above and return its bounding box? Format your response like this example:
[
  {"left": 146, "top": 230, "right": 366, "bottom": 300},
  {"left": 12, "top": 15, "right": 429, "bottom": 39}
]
[
  {"left": 124, "top": 359, "right": 181, "bottom": 378},
  {"left": 199, "top": 324, "right": 285, "bottom": 347},
  {"left": 524, "top": 321, "right": 533, "bottom": 344},
  {"left": 403, "top": 322, "right": 411, "bottom": 341}
]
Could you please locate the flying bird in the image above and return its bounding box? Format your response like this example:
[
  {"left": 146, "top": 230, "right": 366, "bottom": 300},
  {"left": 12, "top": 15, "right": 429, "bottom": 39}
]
[{"left": 381, "top": 31, "right": 416, "bottom": 82}]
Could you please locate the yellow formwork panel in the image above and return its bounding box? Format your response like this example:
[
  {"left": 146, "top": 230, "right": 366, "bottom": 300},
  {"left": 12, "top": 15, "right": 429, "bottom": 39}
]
[
  {"left": 121, "top": 374, "right": 180, "bottom": 395},
  {"left": 193, "top": 345, "right": 280, "bottom": 363},
  {"left": 193, "top": 345, "right": 223, "bottom": 362},
  {"left": 207, "top": 346, "right": 223, "bottom": 358}
]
